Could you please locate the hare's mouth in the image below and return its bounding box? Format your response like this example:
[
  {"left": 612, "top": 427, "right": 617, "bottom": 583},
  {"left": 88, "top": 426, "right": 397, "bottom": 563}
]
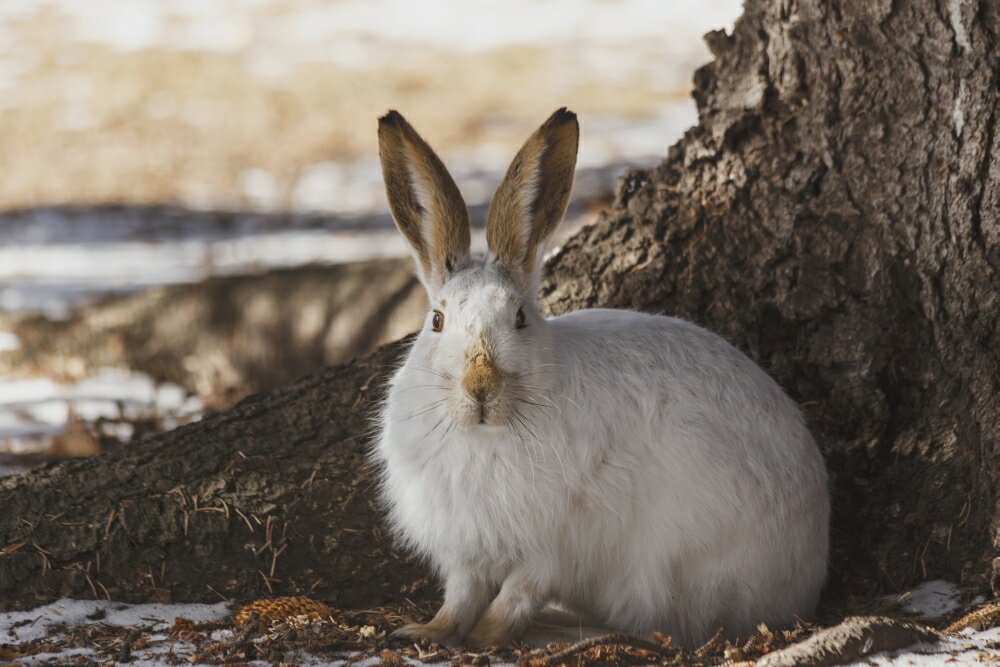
[
  {"left": 451, "top": 395, "right": 507, "bottom": 429},
  {"left": 476, "top": 400, "right": 501, "bottom": 424}
]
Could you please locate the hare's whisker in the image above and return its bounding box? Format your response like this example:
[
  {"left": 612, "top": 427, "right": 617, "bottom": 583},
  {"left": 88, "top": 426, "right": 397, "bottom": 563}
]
[
  {"left": 516, "top": 397, "right": 555, "bottom": 415},
  {"left": 395, "top": 384, "right": 448, "bottom": 393},
  {"left": 395, "top": 399, "right": 448, "bottom": 424},
  {"left": 411, "top": 366, "right": 454, "bottom": 381},
  {"left": 506, "top": 417, "right": 536, "bottom": 487},
  {"left": 516, "top": 384, "right": 580, "bottom": 413},
  {"left": 420, "top": 412, "right": 449, "bottom": 440},
  {"left": 514, "top": 409, "right": 568, "bottom": 488}
]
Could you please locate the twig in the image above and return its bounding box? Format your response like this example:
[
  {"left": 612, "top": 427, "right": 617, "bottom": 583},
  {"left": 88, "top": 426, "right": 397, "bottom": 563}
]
[
  {"left": 269, "top": 543, "right": 287, "bottom": 578},
  {"left": 234, "top": 508, "right": 254, "bottom": 532},
  {"left": 97, "top": 580, "right": 111, "bottom": 601},
  {"left": 531, "top": 632, "right": 675, "bottom": 665},
  {"left": 84, "top": 573, "right": 99, "bottom": 600},
  {"left": 206, "top": 584, "right": 229, "bottom": 602},
  {"left": 258, "top": 570, "right": 274, "bottom": 595}
]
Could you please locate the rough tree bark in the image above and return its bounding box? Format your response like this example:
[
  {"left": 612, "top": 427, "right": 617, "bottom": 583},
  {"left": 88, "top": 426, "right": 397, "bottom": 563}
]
[
  {"left": 543, "top": 0, "right": 1000, "bottom": 599},
  {"left": 0, "top": 340, "right": 432, "bottom": 610},
  {"left": 2, "top": 0, "right": 998, "bottom": 611}
]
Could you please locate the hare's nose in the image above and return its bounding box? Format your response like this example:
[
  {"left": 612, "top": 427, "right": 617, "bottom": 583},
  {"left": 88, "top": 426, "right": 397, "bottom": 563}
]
[{"left": 462, "top": 352, "right": 502, "bottom": 404}]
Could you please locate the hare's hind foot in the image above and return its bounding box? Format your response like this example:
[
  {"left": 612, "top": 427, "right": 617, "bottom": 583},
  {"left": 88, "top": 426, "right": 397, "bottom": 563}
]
[
  {"left": 464, "top": 605, "right": 608, "bottom": 648},
  {"left": 392, "top": 617, "right": 460, "bottom": 645},
  {"left": 463, "top": 573, "right": 543, "bottom": 648},
  {"left": 463, "top": 613, "right": 520, "bottom": 648}
]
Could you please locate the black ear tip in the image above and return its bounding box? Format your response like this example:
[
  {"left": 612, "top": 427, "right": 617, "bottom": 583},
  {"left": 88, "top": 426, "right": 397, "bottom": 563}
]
[
  {"left": 379, "top": 109, "right": 404, "bottom": 128},
  {"left": 547, "top": 107, "right": 578, "bottom": 127}
]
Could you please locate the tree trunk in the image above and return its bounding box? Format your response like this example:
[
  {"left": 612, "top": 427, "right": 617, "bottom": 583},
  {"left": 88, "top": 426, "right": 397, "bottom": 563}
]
[
  {"left": 542, "top": 0, "right": 1000, "bottom": 598},
  {"left": 0, "top": 339, "right": 437, "bottom": 610},
  {"left": 2, "top": 0, "right": 998, "bottom": 611}
]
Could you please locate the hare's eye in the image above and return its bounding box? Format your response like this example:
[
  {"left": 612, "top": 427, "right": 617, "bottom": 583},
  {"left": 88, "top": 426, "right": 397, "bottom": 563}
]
[
  {"left": 431, "top": 310, "right": 444, "bottom": 332},
  {"left": 515, "top": 307, "right": 526, "bottom": 329}
]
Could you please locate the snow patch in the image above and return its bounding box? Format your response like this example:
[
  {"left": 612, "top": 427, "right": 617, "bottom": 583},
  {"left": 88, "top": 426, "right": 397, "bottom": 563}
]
[
  {"left": 292, "top": 160, "right": 384, "bottom": 214},
  {"left": 0, "top": 598, "right": 231, "bottom": 644},
  {"left": 0, "top": 330, "right": 20, "bottom": 351},
  {"left": 0, "top": 368, "right": 202, "bottom": 457},
  {"left": 0, "top": 229, "right": 410, "bottom": 318},
  {"left": 0, "top": 157, "right": 634, "bottom": 318},
  {"left": 846, "top": 626, "right": 1000, "bottom": 666},
  {"left": 239, "top": 168, "right": 281, "bottom": 209},
  {"left": 884, "top": 580, "right": 962, "bottom": 617},
  {"left": 0, "top": 598, "right": 421, "bottom": 665}
]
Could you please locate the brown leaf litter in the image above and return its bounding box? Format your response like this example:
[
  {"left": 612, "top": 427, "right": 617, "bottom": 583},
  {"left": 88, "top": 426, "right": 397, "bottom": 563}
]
[{"left": 2, "top": 595, "right": 998, "bottom": 666}]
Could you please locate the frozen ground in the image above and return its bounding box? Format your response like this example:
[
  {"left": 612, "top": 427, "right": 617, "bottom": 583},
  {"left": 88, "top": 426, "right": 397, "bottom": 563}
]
[
  {"left": 885, "top": 579, "right": 969, "bottom": 617},
  {"left": 0, "top": 367, "right": 203, "bottom": 476},
  {"left": 0, "top": 598, "right": 443, "bottom": 666},
  {"left": 0, "top": 160, "right": 619, "bottom": 319},
  {"left": 0, "top": 599, "right": 231, "bottom": 644},
  {"left": 847, "top": 627, "right": 1000, "bottom": 665},
  {"left": 0, "top": 368, "right": 201, "bottom": 447},
  {"left": 847, "top": 581, "right": 998, "bottom": 665},
  {"left": 0, "top": 599, "right": 248, "bottom": 666},
  {"left": 0, "top": 583, "right": 996, "bottom": 666}
]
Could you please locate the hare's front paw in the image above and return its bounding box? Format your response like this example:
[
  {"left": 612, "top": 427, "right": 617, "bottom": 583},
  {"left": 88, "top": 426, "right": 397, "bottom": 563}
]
[{"left": 392, "top": 620, "right": 459, "bottom": 645}]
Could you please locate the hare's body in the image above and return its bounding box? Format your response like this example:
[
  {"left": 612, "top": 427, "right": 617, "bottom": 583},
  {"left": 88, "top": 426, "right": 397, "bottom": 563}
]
[
  {"left": 373, "top": 109, "right": 829, "bottom": 647},
  {"left": 380, "top": 296, "right": 827, "bottom": 644}
]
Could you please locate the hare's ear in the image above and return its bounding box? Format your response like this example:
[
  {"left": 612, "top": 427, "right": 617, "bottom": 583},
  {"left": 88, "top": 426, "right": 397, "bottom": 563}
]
[
  {"left": 378, "top": 110, "right": 471, "bottom": 292},
  {"left": 486, "top": 108, "right": 578, "bottom": 284}
]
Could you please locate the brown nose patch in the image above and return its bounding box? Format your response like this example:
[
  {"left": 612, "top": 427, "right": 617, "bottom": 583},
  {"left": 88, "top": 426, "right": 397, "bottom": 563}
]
[{"left": 462, "top": 335, "right": 502, "bottom": 403}]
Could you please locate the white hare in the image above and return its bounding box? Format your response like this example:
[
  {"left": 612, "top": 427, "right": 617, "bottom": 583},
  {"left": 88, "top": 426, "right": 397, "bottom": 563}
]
[{"left": 373, "top": 108, "right": 829, "bottom": 648}]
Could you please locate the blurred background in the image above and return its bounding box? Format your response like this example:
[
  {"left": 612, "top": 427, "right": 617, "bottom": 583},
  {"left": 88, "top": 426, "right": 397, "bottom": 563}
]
[{"left": 0, "top": 0, "right": 741, "bottom": 474}]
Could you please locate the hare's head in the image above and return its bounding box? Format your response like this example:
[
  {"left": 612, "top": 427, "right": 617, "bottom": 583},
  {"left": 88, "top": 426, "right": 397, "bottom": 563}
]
[{"left": 378, "top": 109, "right": 578, "bottom": 428}]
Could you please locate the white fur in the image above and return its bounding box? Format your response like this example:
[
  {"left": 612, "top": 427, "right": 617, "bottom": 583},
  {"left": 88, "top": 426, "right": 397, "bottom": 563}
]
[{"left": 373, "top": 258, "right": 829, "bottom": 646}]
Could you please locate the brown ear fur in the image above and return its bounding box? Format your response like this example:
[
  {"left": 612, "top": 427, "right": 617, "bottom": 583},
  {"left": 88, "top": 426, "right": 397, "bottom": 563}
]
[
  {"left": 486, "top": 108, "right": 578, "bottom": 279},
  {"left": 378, "top": 110, "right": 470, "bottom": 287}
]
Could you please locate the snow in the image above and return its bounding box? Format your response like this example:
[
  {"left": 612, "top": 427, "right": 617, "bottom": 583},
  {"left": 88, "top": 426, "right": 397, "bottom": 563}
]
[
  {"left": 0, "top": 368, "right": 202, "bottom": 460},
  {"left": 0, "top": 369, "right": 200, "bottom": 426},
  {"left": 0, "top": 331, "right": 21, "bottom": 351},
  {"left": 884, "top": 580, "right": 963, "bottom": 617},
  {"left": 0, "top": 598, "right": 231, "bottom": 643},
  {"left": 846, "top": 626, "right": 1000, "bottom": 665},
  {"left": 239, "top": 168, "right": 282, "bottom": 209},
  {"left": 0, "top": 598, "right": 416, "bottom": 666},
  {"left": 0, "top": 599, "right": 236, "bottom": 666},
  {"left": 851, "top": 581, "right": 1000, "bottom": 665},
  {"left": 1, "top": 589, "right": 997, "bottom": 666},
  {"left": 0, "top": 228, "right": 410, "bottom": 318}
]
